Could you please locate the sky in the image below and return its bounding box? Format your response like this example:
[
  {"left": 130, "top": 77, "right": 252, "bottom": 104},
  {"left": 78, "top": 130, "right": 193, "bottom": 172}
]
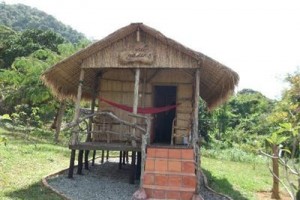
[{"left": 4, "top": 0, "right": 300, "bottom": 99}]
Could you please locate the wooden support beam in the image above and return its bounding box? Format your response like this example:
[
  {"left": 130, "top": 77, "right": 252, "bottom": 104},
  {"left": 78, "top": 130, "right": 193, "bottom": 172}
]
[
  {"left": 77, "top": 150, "right": 83, "bottom": 175},
  {"left": 71, "top": 68, "right": 85, "bottom": 145},
  {"left": 119, "top": 151, "right": 123, "bottom": 169},
  {"left": 139, "top": 116, "right": 151, "bottom": 187},
  {"left": 193, "top": 68, "right": 201, "bottom": 194},
  {"left": 130, "top": 151, "right": 136, "bottom": 184},
  {"left": 101, "top": 150, "right": 104, "bottom": 164},
  {"left": 68, "top": 150, "right": 76, "bottom": 178},
  {"left": 92, "top": 150, "right": 96, "bottom": 166},
  {"left": 132, "top": 68, "right": 140, "bottom": 147},
  {"left": 85, "top": 73, "right": 101, "bottom": 170}
]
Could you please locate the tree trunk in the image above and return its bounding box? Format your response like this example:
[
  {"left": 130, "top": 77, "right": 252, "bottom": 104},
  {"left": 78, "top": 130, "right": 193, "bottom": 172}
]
[
  {"left": 54, "top": 100, "right": 66, "bottom": 143},
  {"left": 271, "top": 144, "right": 281, "bottom": 199}
]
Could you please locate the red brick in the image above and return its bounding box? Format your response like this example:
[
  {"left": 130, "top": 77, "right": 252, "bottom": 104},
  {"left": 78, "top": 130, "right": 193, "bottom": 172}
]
[
  {"left": 166, "top": 191, "right": 181, "bottom": 199},
  {"left": 168, "top": 175, "right": 182, "bottom": 187},
  {"left": 168, "top": 149, "right": 181, "bottom": 159},
  {"left": 147, "top": 148, "right": 156, "bottom": 158},
  {"left": 152, "top": 190, "right": 166, "bottom": 199},
  {"left": 143, "top": 173, "right": 154, "bottom": 185},
  {"left": 168, "top": 160, "right": 181, "bottom": 172},
  {"left": 144, "top": 188, "right": 152, "bottom": 197},
  {"left": 155, "top": 159, "right": 168, "bottom": 172},
  {"left": 181, "top": 191, "right": 193, "bottom": 200},
  {"left": 145, "top": 159, "right": 155, "bottom": 171},
  {"left": 182, "top": 176, "right": 196, "bottom": 188},
  {"left": 181, "top": 149, "right": 194, "bottom": 160},
  {"left": 156, "top": 148, "right": 168, "bottom": 158},
  {"left": 155, "top": 174, "right": 168, "bottom": 186},
  {"left": 182, "top": 161, "right": 195, "bottom": 173}
]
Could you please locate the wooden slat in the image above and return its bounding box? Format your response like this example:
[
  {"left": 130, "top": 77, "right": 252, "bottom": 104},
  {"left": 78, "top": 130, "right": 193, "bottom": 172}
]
[{"left": 69, "top": 142, "right": 141, "bottom": 151}]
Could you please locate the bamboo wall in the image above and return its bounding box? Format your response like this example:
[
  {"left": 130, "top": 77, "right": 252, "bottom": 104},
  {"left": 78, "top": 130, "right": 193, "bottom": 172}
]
[
  {"left": 81, "top": 30, "right": 199, "bottom": 69},
  {"left": 93, "top": 68, "right": 194, "bottom": 144},
  {"left": 85, "top": 28, "right": 197, "bottom": 143}
]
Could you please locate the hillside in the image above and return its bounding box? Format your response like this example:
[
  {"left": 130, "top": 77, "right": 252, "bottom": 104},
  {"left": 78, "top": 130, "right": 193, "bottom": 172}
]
[{"left": 0, "top": 3, "right": 85, "bottom": 43}]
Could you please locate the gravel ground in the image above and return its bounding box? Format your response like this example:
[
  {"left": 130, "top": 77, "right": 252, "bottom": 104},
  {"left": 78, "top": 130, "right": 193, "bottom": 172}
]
[{"left": 47, "top": 158, "right": 230, "bottom": 200}]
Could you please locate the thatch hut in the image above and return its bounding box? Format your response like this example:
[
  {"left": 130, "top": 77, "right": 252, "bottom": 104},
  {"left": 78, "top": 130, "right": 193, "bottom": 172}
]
[{"left": 42, "top": 23, "right": 238, "bottom": 200}]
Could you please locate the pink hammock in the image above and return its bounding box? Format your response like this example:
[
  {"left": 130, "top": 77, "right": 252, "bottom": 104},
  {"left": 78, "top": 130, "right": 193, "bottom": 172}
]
[{"left": 99, "top": 97, "right": 178, "bottom": 114}]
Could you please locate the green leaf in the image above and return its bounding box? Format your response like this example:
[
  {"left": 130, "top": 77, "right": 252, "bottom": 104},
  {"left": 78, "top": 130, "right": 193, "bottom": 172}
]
[
  {"left": 281, "top": 148, "right": 291, "bottom": 154},
  {"left": 1, "top": 114, "right": 11, "bottom": 120}
]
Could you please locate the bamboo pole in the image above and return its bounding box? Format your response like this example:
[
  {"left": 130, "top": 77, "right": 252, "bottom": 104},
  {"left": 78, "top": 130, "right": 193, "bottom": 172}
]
[
  {"left": 193, "top": 68, "right": 201, "bottom": 194},
  {"left": 85, "top": 72, "right": 101, "bottom": 169},
  {"left": 87, "top": 73, "right": 101, "bottom": 141},
  {"left": 132, "top": 68, "right": 140, "bottom": 147},
  {"left": 140, "top": 116, "right": 151, "bottom": 188},
  {"left": 71, "top": 68, "right": 85, "bottom": 145}
]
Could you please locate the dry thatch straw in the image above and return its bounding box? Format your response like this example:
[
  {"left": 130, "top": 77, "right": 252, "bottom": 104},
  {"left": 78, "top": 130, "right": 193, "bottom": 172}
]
[{"left": 41, "top": 23, "right": 239, "bottom": 110}]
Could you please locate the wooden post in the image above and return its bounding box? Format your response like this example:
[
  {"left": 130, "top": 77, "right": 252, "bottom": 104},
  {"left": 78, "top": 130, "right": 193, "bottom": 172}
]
[
  {"left": 77, "top": 150, "right": 83, "bottom": 175},
  {"left": 130, "top": 151, "right": 136, "bottom": 184},
  {"left": 71, "top": 68, "right": 85, "bottom": 145},
  {"left": 193, "top": 68, "right": 201, "bottom": 194},
  {"left": 92, "top": 150, "right": 96, "bottom": 166},
  {"left": 68, "top": 150, "right": 76, "bottom": 178},
  {"left": 101, "top": 150, "right": 104, "bottom": 164},
  {"left": 132, "top": 68, "right": 140, "bottom": 147},
  {"left": 139, "top": 116, "right": 151, "bottom": 187},
  {"left": 119, "top": 151, "right": 123, "bottom": 169},
  {"left": 85, "top": 73, "right": 101, "bottom": 170},
  {"left": 54, "top": 100, "right": 66, "bottom": 143}
]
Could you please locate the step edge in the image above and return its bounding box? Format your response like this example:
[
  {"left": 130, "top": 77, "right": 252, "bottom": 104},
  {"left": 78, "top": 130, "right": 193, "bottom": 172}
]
[
  {"left": 144, "top": 171, "right": 196, "bottom": 176},
  {"left": 146, "top": 157, "right": 195, "bottom": 162},
  {"left": 143, "top": 184, "right": 195, "bottom": 192}
]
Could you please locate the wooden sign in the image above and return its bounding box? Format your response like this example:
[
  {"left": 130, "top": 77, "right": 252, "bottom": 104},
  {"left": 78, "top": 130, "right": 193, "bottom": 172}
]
[{"left": 119, "top": 43, "right": 154, "bottom": 65}]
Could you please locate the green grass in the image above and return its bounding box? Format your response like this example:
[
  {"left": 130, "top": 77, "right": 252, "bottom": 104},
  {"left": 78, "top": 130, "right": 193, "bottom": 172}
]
[
  {"left": 202, "top": 157, "right": 273, "bottom": 200},
  {"left": 0, "top": 127, "right": 282, "bottom": 200},
  {"left": 0, "top": 127, "right": 69, "bottom": 200}
]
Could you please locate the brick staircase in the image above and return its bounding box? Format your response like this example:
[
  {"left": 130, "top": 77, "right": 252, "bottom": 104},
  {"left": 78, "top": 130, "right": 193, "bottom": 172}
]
[{"left": 143, "top": 146, "right": 196, "bottom": 200}]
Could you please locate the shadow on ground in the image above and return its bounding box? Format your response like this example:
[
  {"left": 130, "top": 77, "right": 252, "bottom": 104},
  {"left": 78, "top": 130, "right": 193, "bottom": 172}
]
[
  {"left": 202, "top": 169, "right": 249, "bottom": 200},
  {"left": 4, "top": 181, "right": 63, "bottom": 200}
]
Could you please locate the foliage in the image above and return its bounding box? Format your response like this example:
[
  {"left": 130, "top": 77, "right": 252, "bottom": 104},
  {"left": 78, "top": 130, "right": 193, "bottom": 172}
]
[
  {"left": 200, "top": 89, "right": 274, "bottom": 155},
  {"left": 198, "top": 98, "right": 214, "bottom": 141},
  {"left": 0, "top": 2, "right": 85, "bottom": 43},
  {"left": 262, "top": 122, "right": 300, "bottom": 200},
  {"left": 0, "top": 29, "right": 65, "bottom": 68},
  {"left": 0, "top": 41, "right": 89, "bottom": 128}
]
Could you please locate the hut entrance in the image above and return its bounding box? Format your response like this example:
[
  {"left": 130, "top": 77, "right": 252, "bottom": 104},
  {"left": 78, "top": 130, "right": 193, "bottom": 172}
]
[{"left": 153, "top": 86, "right": 176, "bottom": 144}]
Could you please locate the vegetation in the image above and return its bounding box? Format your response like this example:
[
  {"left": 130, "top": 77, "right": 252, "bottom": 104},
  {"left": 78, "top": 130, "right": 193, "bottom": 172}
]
[
  {"left": 0, "top": 2, "right": 299, "bottom": 200},
  {"left": 0, "top": 2, "right": 85, "bottom": 43},
  {"left": 0, "top": 127, "right": 69, "bottom": 200}
]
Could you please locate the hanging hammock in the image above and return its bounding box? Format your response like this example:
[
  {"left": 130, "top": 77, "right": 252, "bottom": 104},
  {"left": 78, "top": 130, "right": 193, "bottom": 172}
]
[{"left": 99, "top": 97, "right": 178, "bottom": 114}]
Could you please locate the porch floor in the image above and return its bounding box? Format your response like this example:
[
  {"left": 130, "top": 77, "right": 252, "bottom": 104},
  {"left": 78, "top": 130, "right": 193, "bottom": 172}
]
[{"left": 69, "top": 142, "right": 141, "bottom": 152}]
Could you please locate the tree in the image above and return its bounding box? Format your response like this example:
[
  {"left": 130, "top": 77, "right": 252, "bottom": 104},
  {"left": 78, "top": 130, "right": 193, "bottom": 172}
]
[
  {"left": 264, "top": 69, "right": 300, "bottom": 200},
  {"left": 0, "top": 3, "right": 85, "bottom": 43},
  {"left": 265, "top": 126, "right": 289, "bottom": 199},
  {"left": 0, "top": 29, "right": 65, "bottom": 68}
]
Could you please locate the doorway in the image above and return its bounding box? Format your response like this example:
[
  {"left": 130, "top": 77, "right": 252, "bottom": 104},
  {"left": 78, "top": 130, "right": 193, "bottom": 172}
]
[{"left": 153, "top": 86, "right": 177, "bottom": 144}]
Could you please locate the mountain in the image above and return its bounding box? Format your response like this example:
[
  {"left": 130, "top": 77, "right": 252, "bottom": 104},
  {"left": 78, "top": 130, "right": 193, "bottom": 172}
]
[{"left": 0, "top": 3, "right": 86, "bottom": 43}]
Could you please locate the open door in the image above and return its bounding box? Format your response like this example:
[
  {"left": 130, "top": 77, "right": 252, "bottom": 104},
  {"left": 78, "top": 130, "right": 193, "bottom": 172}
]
[{"left": 153, "top": 86, "right": 176, "bottom": 144}]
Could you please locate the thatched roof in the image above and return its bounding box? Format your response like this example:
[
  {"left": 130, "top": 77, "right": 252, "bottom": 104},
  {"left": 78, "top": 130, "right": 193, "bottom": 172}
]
[{"left": 42, "top": 23, "right": 239, "bottom": 109}]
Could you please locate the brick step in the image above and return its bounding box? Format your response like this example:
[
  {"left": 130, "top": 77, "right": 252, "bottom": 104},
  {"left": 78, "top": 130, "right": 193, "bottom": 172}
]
[
  {"left": 144, "top": 171, "right": 195, "bottom": 176},
  {"left": 144, "top": 184, "right": 195, "bottom": 192},
  {"left": 143, "top": 147, "right": 196, "bottom": 200},
  {"left": 145, "top": 158, "right": 195, "bottom": 173},
  {"left": 147, "top": 147, "right": 194, "bottom": 160},
  {"left": 144, "top": 173, "right": 196, "bottom": 189},
  {"left": 144, "top": 188, "right": 194, "bottom": 200}
]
